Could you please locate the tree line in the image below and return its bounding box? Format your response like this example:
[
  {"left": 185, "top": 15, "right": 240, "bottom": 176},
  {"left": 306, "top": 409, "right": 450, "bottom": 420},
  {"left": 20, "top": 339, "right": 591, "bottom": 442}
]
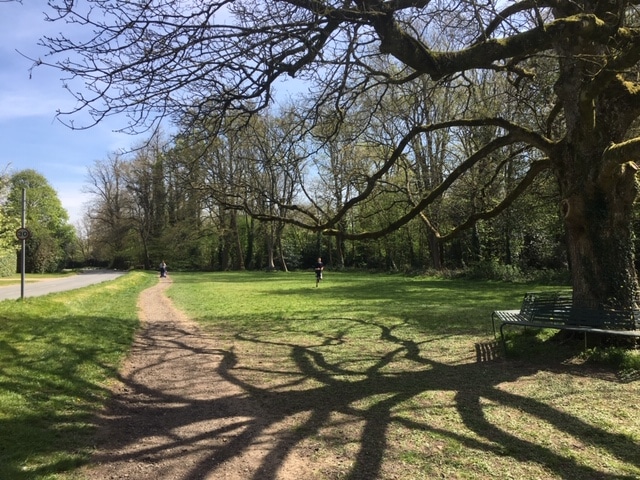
[
  {"left": 79, "top": 101, "right": 565, "bottom": 275},
  {"left": 1, "top": 87, "right": 570, "bottom": 277}
]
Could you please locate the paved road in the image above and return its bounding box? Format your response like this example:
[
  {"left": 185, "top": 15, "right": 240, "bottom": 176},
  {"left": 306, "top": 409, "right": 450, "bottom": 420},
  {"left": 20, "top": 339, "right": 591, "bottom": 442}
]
[{"left": 0, "top": 270, "right": 127, "bottom": 301}]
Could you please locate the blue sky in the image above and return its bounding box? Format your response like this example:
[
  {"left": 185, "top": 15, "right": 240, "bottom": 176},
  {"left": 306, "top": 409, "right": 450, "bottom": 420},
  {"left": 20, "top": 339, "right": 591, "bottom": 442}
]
[
  {"left": 0, "top": 3, "right": 139, "bottom": 225},
  {"left": 1, "top": 3, "right": 307, "bottom": 226}
]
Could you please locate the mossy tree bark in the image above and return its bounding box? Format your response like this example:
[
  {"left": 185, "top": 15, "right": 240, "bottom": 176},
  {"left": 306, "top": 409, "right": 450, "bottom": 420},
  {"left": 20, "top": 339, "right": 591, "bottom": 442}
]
[{"left": 551, "top": 27, "right": 640, "bottom": 309}]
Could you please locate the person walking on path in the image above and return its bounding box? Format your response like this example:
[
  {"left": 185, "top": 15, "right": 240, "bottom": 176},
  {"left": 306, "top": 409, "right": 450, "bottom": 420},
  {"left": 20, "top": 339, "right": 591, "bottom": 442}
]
[
  {"left": 314, "top": 257, "right": 324, "bottom": 287},
  {"left": 159, "top": 260, "right": 168, "bottom": 278}
]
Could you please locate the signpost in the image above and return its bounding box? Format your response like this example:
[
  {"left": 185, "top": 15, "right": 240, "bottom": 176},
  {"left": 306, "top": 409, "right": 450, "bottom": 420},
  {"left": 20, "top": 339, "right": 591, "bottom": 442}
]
[
  {"left": 16, "top": 227, "right": 30, "bottom": 241},
  {"left": 18, "top": 189, "right": 27, "bottom": 300}
]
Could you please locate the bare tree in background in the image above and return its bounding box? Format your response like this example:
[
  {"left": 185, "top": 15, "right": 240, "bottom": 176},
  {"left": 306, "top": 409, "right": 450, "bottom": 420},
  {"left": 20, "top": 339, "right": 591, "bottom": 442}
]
[{"left": 33, "top": 1, "right": 640, "bottom": 313}]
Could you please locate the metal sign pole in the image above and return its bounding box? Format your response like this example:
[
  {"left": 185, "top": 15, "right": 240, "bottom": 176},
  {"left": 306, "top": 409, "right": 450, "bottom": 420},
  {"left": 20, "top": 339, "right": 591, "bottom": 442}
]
[{"left": 21, "top": 188, "right": 26, "bottom": 300}]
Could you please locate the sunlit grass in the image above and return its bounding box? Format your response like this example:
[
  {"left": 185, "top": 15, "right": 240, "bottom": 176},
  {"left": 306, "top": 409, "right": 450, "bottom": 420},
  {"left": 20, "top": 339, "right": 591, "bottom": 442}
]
[
  {"left": 0, "top": 271, "right": 156, "bottom": 480},
  {"left": 0, "top": 272, "right": 77, "bottom": 285}
]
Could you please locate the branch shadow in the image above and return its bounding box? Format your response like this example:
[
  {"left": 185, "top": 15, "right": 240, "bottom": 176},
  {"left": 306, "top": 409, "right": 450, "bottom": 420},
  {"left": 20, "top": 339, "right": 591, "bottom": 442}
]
[{"left": 83, "top": 312, "right": 639, "bottom": 480}]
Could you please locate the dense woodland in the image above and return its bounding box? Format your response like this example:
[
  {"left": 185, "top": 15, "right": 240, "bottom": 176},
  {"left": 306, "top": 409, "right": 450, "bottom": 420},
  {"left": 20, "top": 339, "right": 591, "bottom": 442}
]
[
  {"left": 1, "top": 126, "right": 567, "bottom": 277},
  {"left": 76, "top": 116, "right": 567, "bottom": 275},
  {"left": 0, "top": 111, "right": 614, "bottom": 278}
]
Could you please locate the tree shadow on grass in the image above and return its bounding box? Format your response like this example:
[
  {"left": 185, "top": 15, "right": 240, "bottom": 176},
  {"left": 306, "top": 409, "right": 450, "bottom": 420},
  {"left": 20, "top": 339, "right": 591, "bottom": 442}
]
[
  {"left": 0, "top": 313, "right": 135, "bottom": 480},
  {"left": 78, "top": 310, "right": 640, "bottom": 480}
]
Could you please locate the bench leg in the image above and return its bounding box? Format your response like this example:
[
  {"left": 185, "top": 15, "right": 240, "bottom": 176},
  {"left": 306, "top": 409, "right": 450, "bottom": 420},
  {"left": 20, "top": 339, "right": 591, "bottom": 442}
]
[
  {"left": 491, "top": 313, "right": 497, "bottom": 338},
  {"left": 499, "top": 323, "right": 508, "bottom": 355}
]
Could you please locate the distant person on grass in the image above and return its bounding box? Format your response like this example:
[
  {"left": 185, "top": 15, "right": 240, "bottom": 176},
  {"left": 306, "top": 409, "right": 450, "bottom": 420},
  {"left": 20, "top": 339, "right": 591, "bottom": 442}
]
[
  {"left": 314, "top": 257, "right": 324, "bottom": 287},
  {"left": 159, "top": 260, "right": 167, "bottom": 278}
]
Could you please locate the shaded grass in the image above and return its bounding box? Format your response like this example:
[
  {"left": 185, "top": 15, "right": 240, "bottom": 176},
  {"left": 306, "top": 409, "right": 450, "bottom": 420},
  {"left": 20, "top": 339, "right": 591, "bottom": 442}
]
[
  {"left": 164, "top": 271, "right": 640, "bottom": 480},
  {"left": 0, "top": 271, "right": 156, "bottom": 480}
]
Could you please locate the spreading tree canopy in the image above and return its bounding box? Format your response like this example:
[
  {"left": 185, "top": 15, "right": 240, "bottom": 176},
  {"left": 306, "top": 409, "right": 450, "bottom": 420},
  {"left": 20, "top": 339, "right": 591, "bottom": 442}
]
[
  {"left": 7, "top": 170, "right": 76, "bottom": 273},
  {"left": 28, "top": 1, "right": 640, "bottom": 312}
]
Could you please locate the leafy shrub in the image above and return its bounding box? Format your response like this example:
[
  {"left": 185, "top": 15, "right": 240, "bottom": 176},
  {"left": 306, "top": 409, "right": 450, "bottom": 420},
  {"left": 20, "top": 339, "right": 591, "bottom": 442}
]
[
  {"left": 465, "top": 259, "right": 525, "bottom": 282},
  {"left": 525, "top": 268, "right": 571, "bottom": 285},
  {"left": 582, "top": 346, "right": 640, "bottom": 371},
  {"left": 0, "top": 253, "right": 15, "bottom": 277}
]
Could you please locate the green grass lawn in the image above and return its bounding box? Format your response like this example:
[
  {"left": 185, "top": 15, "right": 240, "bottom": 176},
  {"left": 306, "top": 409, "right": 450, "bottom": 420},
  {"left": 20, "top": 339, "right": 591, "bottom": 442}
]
[
  {"left": 0, "top": 271, "right": 156, "bottom": 480},
  {"left": 1, "top": 270, "right": 639, "bottom": 479}
]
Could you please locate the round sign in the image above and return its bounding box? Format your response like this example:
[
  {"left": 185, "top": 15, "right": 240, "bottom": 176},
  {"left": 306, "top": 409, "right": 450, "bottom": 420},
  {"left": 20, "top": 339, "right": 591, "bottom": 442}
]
[{"left": 16, "top": 228, "right": 31, "bottom": 241}]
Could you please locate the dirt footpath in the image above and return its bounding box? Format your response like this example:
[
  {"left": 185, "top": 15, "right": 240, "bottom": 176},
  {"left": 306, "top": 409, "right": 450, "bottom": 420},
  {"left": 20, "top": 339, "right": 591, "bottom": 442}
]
[{"left": 80, "top": 278, "right": 308, "bottom": 480}]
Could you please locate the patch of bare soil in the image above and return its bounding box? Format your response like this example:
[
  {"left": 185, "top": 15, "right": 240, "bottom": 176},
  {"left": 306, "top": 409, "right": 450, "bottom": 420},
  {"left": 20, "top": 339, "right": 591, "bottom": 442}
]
[{"left": 79, "top": 278, "right": 312, "bottom": 480}]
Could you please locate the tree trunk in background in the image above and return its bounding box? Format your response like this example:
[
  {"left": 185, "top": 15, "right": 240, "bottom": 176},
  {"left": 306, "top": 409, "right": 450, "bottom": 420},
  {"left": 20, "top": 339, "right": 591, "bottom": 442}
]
[
  {"left": 427, "top": 230, "right": 442, "bottom": 270},
  {"left": 230, "top": 211, "right": 245, "bottom": 270}
]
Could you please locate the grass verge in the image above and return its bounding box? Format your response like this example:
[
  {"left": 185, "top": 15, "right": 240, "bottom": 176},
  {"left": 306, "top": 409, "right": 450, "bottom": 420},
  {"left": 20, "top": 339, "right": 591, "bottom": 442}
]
[
  {"left": 0, "top": 272, "right": 78, "bottom": 285},
  {"left": 0, "top": 271, "right": 156, "bottom": 480}
]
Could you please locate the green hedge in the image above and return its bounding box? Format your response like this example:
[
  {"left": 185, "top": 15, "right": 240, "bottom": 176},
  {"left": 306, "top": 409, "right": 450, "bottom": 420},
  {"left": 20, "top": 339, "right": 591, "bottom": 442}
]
[{"left": 0, "top": 252, "right": 16, "bottom": 277}]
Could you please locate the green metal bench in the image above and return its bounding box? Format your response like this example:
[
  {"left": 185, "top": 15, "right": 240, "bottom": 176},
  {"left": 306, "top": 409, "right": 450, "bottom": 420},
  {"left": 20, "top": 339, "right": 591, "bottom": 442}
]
[{"left": 492, "top": 291, "right": 640, "bottom": 352}]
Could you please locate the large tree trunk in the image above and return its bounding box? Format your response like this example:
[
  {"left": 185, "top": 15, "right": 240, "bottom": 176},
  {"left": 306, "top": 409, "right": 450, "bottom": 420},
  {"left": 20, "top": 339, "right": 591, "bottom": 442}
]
[
  {"left": 560, "top": 158, "right": 639, "bottom": 311},
  {"left": 554, "top": 113, "right": 640, "bottom": 313},
  {"left": 552, "top": 26, "right": 640, "bottom": 318}
]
